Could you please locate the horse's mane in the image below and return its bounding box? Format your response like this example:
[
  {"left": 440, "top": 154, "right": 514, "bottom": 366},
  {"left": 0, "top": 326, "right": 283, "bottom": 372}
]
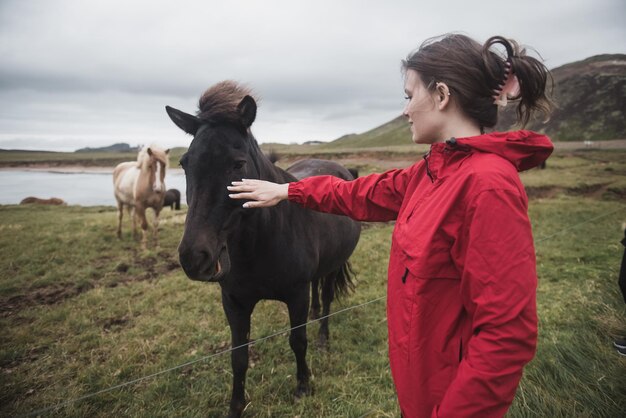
[
  {"left": 197, "top": 81, "right": 289, "bottom": 183},
  {"left": 197, "top": 81, "right": 258, "bottom": 124}
]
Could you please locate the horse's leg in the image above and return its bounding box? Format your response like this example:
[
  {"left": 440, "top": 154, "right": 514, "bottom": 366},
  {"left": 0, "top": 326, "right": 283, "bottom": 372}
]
[
  {"left": 116, "top": 201, "right": 124, "bottom": 239},
  {"left": 318, "top": 271, "right": 336, "bottom": 349},
  {"left": 153, "top": 207, "right": 161, "bottom": 248},
  {"left": 137, "top": 206, "right": 148, "bottom": 249},
  {"left": 287, "top": 287, "right": 312, "bottom": 398},
  {"left": 130, "top": 206, "right": 138, "bottom": 240},
  {"left": 310, "top": 278, "right": 320, "bottom": 320},
  {"left": 222, "top": 292, "right": 254, "bottom": 418}
]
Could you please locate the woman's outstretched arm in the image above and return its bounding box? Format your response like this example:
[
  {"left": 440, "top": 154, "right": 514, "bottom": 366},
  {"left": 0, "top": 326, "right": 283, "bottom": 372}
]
[{"left": 228, "top": 162, "right": 421, "bottom": 222}]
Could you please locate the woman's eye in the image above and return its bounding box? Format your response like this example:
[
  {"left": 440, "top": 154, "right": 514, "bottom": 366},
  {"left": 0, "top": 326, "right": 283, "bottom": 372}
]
[{"left": 404, "top": 96, "right": 411, "bottom": 100}]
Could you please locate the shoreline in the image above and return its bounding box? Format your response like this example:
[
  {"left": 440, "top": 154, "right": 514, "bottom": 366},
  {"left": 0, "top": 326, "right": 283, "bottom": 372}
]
[
  {"left": 0, "top": 139, "right": 624, "bottom": 174},
  {"left": 0, "top": 166, "right": 185, "bottom": 175}
]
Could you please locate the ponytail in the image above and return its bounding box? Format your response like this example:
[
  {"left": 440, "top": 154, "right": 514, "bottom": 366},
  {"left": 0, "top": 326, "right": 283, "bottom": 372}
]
[{"left": 482, "top": 36, "right": 554, "bottom": 127}]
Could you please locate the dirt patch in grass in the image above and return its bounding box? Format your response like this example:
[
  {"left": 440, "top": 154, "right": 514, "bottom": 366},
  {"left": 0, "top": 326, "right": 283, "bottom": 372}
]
[
  {"left": 565, "top": 183, "right": 609, "bottom": 198},
  {"left": 0, "top": 344, "right": 49, "bottom": 371},
  {"left": 526, "top": 183, "right": 615, "bottom": 200},
  {"left": 0, "top": 253, "right": 182, "bottom": 317},
  {"left": 603, "top": 186, "right": 626, "bottom": 200},
  {"left": 0, "top": 283, "right": 94, "bottom": 317},
  {"left": 101, "top": 315, "right": 132, "bottom": 332},
  {"left": 526, "top": 186, "right": 561, "bottom": 199}
]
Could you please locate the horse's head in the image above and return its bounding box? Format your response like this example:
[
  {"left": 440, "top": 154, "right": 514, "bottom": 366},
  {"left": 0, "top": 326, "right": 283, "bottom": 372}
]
[
  {"left": 137, "top": 145, "right": 169, "bottom": 194},
  {"left": 166, "top": 82, "right": 261, "bottom": 282}
]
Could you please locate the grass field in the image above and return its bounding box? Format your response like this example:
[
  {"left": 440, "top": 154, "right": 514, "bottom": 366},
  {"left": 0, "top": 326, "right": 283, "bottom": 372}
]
[{"left": 1, "top": 149, "right": 625, "bottom": 417}]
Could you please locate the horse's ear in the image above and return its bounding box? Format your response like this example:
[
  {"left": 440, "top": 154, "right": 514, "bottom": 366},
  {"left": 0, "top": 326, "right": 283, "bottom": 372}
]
[
  {"left": 165, "top": 148, "right": 170, "bottom": 155},
  {"left": 147, "top": 147, "right": 153, "bottom": 156},
  {"left": 237, "top": 95, "right": 257, "bottom": 128},
  {"left": 166, "top": 106, "right": 201, "bottom": 136}
]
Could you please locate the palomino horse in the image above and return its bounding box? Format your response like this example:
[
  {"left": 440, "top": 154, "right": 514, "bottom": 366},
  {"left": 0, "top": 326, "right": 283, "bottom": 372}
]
[
  {"left": 113, "top": 145, "right": 169, "bottom": 248},
  {"left": 166, "top": 81, "right": 360, "bottom": 418}
]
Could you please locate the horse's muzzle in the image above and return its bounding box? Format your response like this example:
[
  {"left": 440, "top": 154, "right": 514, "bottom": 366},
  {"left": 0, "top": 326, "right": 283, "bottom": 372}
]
[{"left": 178, "top": 245, "right": 228, "bottom": 282}]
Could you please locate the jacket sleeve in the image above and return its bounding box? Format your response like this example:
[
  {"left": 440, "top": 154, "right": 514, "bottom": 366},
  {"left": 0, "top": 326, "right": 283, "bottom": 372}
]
[
  {"left": 287, "top": 163, "right": 420, "bottom": 222},
  {"left": 435, "top": 188, "right": 538, "bottom": 417}
]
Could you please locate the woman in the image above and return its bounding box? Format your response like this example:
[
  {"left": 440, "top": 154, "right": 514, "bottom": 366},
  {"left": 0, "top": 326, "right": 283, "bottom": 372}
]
[{"left": 228, "top": 34, "right": 554, "bottom": 417}]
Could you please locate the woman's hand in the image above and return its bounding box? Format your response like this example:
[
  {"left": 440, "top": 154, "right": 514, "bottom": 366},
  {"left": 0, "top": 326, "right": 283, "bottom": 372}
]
[{"left": 228, "top": 179, "right": 289, "bottom": 208}]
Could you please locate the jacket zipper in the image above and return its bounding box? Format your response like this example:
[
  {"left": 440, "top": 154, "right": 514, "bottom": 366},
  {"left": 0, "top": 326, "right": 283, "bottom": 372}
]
[
  {"left": 422, "top": 153, "right": 434, "bottom": 183},
  {"left": 401, "top": 268, "right": 409, "bottom": 284}
]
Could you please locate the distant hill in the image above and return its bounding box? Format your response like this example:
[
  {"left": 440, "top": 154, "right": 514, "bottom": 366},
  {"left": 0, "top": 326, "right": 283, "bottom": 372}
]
[
  {"left": 325, "top": 116, "right": 410, "bottom": 149},
  {"left": 329, "top": 54, "right": 625, "bottom": 148},
  {"left": 496, "top": 54, "right": 625, "bottom": 141},
  {"left": 75, "top": 143, "right": 139, "bottom": 153}
]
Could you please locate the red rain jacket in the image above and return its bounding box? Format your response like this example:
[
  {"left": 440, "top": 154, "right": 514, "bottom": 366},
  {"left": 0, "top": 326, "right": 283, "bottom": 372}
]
[{"left": 288, "top": 131, "right": 553, "bottom": 417}]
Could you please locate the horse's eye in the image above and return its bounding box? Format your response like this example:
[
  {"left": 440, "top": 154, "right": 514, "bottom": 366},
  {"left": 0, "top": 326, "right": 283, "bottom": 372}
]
[{"left": 234, "top": 160, "right": 246, "bottom": 170}]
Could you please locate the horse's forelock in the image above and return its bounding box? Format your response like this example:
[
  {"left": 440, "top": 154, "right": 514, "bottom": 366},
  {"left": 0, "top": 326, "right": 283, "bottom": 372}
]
[
  {"left": 137, "top": 145, "right": 169, "bottom": 169},
  {"left": 197, "top": 81, "right": 257, "bottom": 124}
]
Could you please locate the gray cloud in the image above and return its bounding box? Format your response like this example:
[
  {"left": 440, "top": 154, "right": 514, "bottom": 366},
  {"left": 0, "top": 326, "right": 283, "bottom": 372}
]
[{"left": 1, "top": 0, "right": 624, "bottom": 150}]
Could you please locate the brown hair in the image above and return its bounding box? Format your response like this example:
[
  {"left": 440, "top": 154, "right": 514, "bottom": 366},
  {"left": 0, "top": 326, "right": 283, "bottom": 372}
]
[{"left": 402, "top": 34, "right": 554, "bottom": 130}]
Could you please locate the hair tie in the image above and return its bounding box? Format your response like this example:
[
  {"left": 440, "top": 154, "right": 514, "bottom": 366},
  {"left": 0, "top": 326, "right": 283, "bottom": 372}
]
[{"left": 492, "top": 60, "right": 520, "bottom": 107}]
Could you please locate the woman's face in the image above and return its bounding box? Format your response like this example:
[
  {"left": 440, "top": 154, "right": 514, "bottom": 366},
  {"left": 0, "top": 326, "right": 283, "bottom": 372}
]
[{"left": 403, "top": 70, "right": 442, "bottom": 144}]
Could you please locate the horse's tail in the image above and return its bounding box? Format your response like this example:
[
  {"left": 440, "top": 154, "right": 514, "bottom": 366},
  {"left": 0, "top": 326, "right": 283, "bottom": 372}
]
[{"left": 322, "top": 261, "right": 356, "bottom": 300}]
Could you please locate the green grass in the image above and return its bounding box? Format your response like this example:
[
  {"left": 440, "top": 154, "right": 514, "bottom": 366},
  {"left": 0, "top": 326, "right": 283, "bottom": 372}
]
[{"left": 1, "top": 151, "right": 626, "bottom": 417}]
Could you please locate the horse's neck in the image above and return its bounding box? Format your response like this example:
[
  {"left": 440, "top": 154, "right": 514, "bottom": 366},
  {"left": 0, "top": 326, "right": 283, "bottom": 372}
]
[
  {"left": 248, "top": 139, "right": 293, "bottom": 184},
  {"left": 234, "top": 203, "right": 294, "bottom": 257},
  {"left": 235, "top": 136, "right": 298, "bottom": 242}
]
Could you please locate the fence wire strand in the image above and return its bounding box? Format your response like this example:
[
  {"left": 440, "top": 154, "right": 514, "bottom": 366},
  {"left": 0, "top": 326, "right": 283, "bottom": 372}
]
[{"left": 20, "top": 204, "right": 626, "bottom": 417}]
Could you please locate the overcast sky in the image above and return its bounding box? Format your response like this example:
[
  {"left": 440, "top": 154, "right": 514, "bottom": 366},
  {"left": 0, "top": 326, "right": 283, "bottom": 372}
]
[{"left": 1, "top": 0, "right": 624, "bottom": 151}]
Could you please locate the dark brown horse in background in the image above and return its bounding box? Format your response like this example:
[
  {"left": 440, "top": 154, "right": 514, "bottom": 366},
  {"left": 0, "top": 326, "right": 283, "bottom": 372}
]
[
  {"left": 163, "top": 188, "right": 181, "bottom": 210},
  {"left": 166, "top": 81, "right": 361, "bottom": 418}
]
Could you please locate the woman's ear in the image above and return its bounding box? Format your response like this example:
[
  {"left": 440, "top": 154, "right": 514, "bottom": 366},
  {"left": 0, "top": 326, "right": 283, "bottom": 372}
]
[{"left": 435, "top": 82, "right": 451, "bottom": 110}]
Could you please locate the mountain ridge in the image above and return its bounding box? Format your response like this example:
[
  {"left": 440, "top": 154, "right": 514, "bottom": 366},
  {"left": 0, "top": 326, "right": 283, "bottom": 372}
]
[{"left": 328, "top": 54, "right": 625, "bottom": 148}]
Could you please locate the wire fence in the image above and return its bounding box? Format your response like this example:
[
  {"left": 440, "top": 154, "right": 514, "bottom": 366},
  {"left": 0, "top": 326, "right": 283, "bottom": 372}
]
[
  {"left": 20, "top": 204, "right": 626, "bottom": 417},
  {"left": 22, "top": 296, "right": 386, "bottom": 417}
]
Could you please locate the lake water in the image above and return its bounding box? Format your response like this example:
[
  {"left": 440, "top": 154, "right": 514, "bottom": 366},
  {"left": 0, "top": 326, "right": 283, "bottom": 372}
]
[{"left": 0, "top": 170, "right": 187, "bottom": 206}]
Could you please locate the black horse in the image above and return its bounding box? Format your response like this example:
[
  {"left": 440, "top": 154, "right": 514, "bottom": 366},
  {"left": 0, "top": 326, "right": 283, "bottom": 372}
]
[
  {"left": 163, "top": 188, "right": 181, "bottom": 210},
  {"left": 285, "top": 159, "right": 358, "bottom": 321},
  {"left": 165, "top": 81, "right": 361, "bottom": 418}
]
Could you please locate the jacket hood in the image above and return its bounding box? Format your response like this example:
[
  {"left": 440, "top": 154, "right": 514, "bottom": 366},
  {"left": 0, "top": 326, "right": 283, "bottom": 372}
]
[{"left": 447, "top": 130, "right": 553, "bottom": 172}]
